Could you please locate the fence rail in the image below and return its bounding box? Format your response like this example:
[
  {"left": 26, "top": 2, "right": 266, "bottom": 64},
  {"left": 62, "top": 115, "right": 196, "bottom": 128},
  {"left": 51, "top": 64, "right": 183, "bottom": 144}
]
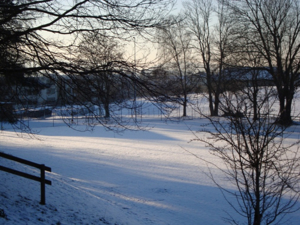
[{"left": 0, "top": 152, "right": 51, "bottom": 205}]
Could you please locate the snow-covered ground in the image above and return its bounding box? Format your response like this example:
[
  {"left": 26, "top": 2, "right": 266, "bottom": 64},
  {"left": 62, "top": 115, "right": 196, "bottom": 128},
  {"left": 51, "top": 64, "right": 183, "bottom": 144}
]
[{"left": 1, "top": 100, "right": 300, "bottom": 224}]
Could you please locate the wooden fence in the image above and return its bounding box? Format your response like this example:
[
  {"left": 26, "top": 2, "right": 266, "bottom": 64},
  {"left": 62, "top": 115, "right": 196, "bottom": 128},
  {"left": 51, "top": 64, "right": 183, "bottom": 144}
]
[{"left": 0, "top": 152, "right": 51, "bottom": 205}]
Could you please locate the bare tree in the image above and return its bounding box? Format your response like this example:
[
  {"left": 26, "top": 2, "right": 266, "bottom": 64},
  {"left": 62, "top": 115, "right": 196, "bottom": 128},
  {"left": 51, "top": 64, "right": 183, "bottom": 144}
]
[
  {"left": 76, "top": 32, "right": 126, "bottom": 118},
  {"left": 184, "top": 0, "right": 234, "bottom": 117},
  {"left": 156, "top": 16, "right": 197, "bottom": 117},
  {"left": 222, "top": 0, "right": 300, "bottom": 126},
  {"left": 212, "top": 0, "right": 235, "bottom": 115},
  {"left": 184, "top": 0, "right": 215, "bottom": 115},
  {"left": 197, "top": 85, "right": 300, "bottom": 225}
]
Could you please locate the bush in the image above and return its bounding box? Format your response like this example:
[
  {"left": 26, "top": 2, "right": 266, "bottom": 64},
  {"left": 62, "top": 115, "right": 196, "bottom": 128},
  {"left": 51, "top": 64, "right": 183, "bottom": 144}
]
[{"left": 0, "top": 209, "right": 7, "bottom": 219}]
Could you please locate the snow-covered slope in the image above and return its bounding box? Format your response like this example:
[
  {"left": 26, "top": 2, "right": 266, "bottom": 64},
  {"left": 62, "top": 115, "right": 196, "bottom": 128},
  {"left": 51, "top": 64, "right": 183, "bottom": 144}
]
[{"left": 1, "top": 116, "right": 300, "bottom": 224}]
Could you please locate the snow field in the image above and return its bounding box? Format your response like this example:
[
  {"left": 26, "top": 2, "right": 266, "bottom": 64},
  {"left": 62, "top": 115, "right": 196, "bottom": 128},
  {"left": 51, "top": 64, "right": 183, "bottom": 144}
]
[{"left": 1, "top": 109, "right": 300, "bottom": 224}]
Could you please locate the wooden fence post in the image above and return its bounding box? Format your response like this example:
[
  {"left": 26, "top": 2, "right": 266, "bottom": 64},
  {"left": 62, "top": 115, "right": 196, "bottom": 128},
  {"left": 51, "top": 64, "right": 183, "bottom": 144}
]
[{"left": 40, "top": 164, "right": 46, "bottom": 205}]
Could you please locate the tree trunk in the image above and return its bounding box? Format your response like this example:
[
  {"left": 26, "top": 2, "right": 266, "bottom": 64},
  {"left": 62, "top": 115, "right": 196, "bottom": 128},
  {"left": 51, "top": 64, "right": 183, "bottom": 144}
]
[
  {"left": 208, "top": 90, "right": 214, "bottom": 116},
  {"left": 104, "top": 102, "right": 110, "bottom": 118},
  {"left": 183, "top": 94, "right": 187, "bottom": 117},
  {"left": 213, "top": 91, "right": 219, "bottom": 116},
  {"left": 253, "top": 95, "right": 258, "bottom": 121},
  {"left": 253, "top": 164, "right": 261, "bottom": 225},
  {"left": 252, "top": 79, "right": 259, "bottom": 121},
  {"left": 207, "top": 74, "right": 214, "bottom": 116},
  {"left": 253, "top": 205, "right": 262, "bottom": 225},
  {"left": 277, "top": 88, "right": 293, "bottom": 126}
]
